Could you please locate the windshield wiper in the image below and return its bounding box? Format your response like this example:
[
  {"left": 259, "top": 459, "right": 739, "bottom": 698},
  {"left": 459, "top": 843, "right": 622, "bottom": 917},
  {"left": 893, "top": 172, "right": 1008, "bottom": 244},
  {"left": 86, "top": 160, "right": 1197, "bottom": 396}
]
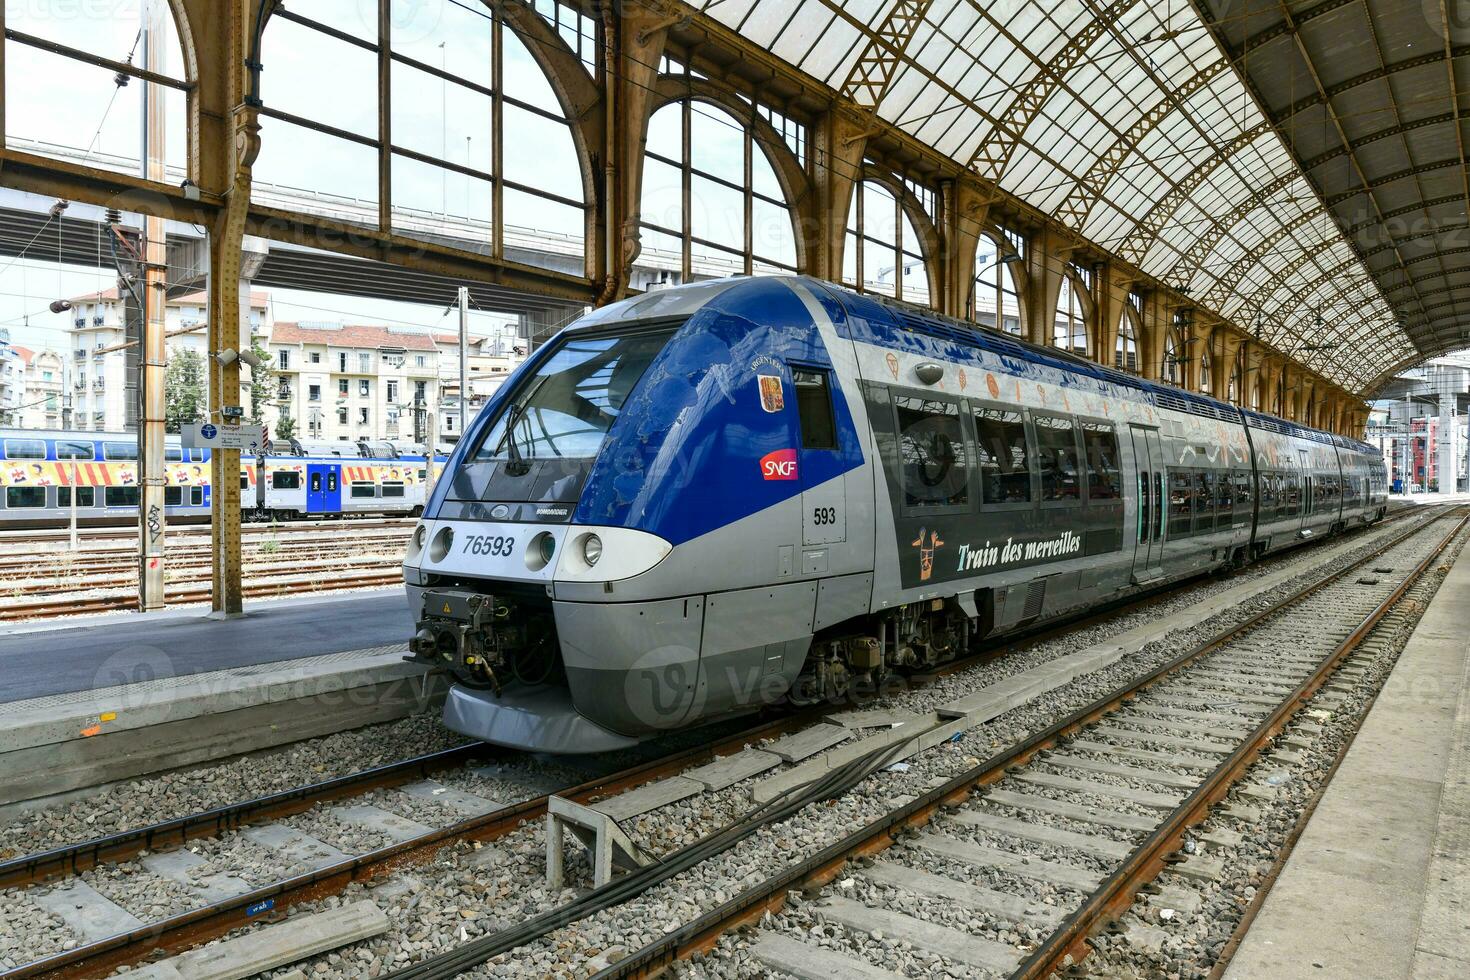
[{"left": 499, "top": 402, "right": 531, "bottom": 476}]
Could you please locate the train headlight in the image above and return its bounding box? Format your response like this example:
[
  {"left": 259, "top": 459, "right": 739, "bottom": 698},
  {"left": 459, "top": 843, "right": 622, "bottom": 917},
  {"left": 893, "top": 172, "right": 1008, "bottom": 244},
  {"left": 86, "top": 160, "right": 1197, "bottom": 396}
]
[
  {"left": 429, "top": 526, "right": 454, "bottom": 562},
  {"left": 525, "top": 531, "right": 556, "bottom": 571},
  {"left": 409, "top": 523, "right": 427, "bottom": 559},
  {"left": 582, "top": 533, "right": 602, "bottom": 567}
]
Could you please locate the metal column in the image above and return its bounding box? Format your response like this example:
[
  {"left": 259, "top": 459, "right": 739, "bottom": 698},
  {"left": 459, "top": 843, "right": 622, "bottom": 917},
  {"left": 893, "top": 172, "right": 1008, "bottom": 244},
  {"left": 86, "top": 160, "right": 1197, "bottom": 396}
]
[
  {"left": 137, "top": 0, "right": 167, "bottom": 611},
  {"left": 458, "top": 286, "right": 469, "bottom": 437},
  {"left": 1438, "top": 373, "right": 1456, "bottom": 495}
]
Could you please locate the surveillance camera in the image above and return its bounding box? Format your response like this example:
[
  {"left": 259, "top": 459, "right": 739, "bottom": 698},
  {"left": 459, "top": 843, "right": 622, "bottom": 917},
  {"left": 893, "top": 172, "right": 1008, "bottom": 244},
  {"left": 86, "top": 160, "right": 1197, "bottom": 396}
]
[
  {"left": 180, "top": 179, "right": 200, "bottom": 202},
  {"left": 49, "top": 300, "right": 73, "bottom": 314},
  {"left": 238, "top": 348, "right": 265, "bottom": 370},
  {"left": 214, "top": 348, "right": 239, "bottom": 366}
]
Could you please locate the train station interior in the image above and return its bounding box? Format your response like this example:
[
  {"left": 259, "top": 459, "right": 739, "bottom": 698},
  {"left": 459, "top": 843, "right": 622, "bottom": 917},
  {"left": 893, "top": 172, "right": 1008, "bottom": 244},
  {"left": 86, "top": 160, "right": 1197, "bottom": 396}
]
[{"left": 2, "top": 1, "right": 1470, "bottom": 978}]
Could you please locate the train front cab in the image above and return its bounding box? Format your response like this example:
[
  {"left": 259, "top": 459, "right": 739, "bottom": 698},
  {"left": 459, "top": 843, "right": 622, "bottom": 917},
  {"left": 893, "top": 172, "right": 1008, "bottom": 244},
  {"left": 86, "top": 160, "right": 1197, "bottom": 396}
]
[{"left": 404, "top": 278, "right": 877, "bottom": 752}]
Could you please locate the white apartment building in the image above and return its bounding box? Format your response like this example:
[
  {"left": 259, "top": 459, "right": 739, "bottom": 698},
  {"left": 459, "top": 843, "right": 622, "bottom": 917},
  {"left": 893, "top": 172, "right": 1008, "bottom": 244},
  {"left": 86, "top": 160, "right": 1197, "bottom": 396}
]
[
  {"left": 432, "top": 325, "right": 525, "bottom": 443},
  {"left": 12, "top": 346, "right": 67, "bottom": 429},
  {"left": 269, "top": 322, "right": 441, "bottom": 444},
  {"left": 61, "top": 287, "right": 272, "bottom": 431},
  {"left": 0, "top": 337, "right": 24, "bottom": 424}
]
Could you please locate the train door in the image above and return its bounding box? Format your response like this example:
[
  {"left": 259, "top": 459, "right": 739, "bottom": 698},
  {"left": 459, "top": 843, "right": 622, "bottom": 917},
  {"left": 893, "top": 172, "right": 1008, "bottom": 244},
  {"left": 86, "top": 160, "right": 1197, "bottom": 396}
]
[
  {"left": 1297, "top": 450, "right": 1313, "bottom": 535},
  {"left": 306, "top": 464, "right": 341, "bottom": 514},
  {"left": 794, "top": 367, "right": 846, "bottom": 548},
  {"left": 1128, "top": 425, "right": 1166, "bottom": 583}
]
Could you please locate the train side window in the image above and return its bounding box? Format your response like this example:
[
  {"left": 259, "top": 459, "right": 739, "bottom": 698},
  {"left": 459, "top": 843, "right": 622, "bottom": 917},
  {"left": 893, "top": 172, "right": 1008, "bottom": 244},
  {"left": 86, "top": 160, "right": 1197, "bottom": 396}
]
[
  {"left": 165, "top": 486, "right": 183, "bottom": 506},
  {"left": 894, "top": 395, "right": 969, "bottom": 509},
  {"left": 1192, "top": 471, "right": 1214, "bottom": 531},
  {"left": 381, "top": 481, "right": 406, "bottom": 497},
  {"left": 240, "top": 475, "right": 250, "bottom": 490},
  {"left": 272, "top": 471, "right": 301, "bottom": 490},
  {"left": 1282, "top": 474, "right": 1301, "bottom": 515},
  {"left": 3, "top": 439, "right": 45, "bottom": 459},
  {"left": 54, "top": 441, "right": 94, "bottom": 460},
  {"left": 103, "top": 442, "right": 138, "bottom": 461},
  {"left": 1081, "top": 422, "right": 1121, "bottom": 501},
  {"left": 350, "top": 482, "right": 377, "bottom": 498},
  {"left": 792, "top": 369, "right": 838, "bottom": 450},
  {"left": 418, "top": 469, "right": 428, "bottom": 481},
  {"left": 1232, "top": 470, "right": 1252, "bottom": 512},
  {"left": 58, "top": 486, "right": 95, "bottom": 507},
  {"left": 104, "top": 486, "right": 140, "bottom": 507},
  {"left": 6, "top": 486, "right": 46, "bottom": 508},
  {"left": 1212, "top": 470, "right": 1233, "bottom": 529},
  {"left": 1034, "top": 414, "right": 1081, "bottom": 502},
  {"left": 1167, "top": 469, "right": 1193, "bottom": 536},
  {"left": 974, "top": 406, "right": 1031, "bottom": 504},
  {"left": 165, "top": 447, "right": 183, "bottom": 462},
  {"left": 190, "top": 486, "right": 203, "bottom": 506}
]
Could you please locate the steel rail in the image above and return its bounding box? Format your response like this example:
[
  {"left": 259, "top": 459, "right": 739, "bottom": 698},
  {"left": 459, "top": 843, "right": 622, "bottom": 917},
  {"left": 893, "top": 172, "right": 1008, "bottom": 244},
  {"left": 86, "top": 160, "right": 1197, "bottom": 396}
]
[
  {"left": 1203, "top": 551, "right": 1455, "bottom": 979},
  {"left": 0, "top": 540, "right": 1221, "bottom": 904},
  {"left": 1011, "top": 507, "right": 1470, "bottom": 978},
  {"left": 2, "top": 708, "right": 827, "bottom": 980},
  {"left": 592, "top": 508, "right": 1465, "bottom": 980},
  {"left": 0, "top": 570, "right": 406, "bottom": 620},
  {"left": 0, "top": 744, "right": 485, "bottom": 891},
  {"left": 0, "top": 512, "right": 1426, "bottom": 976}
]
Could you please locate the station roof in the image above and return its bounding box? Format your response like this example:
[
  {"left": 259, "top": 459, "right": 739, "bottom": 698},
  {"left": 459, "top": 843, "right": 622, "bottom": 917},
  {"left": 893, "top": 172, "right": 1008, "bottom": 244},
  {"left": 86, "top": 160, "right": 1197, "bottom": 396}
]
[
  {"left": 701, "top": 0, "right": 1427, "bottom": 395},
  {"left": 1189, "top": 0, "right": 1470, "bottom": 392}
]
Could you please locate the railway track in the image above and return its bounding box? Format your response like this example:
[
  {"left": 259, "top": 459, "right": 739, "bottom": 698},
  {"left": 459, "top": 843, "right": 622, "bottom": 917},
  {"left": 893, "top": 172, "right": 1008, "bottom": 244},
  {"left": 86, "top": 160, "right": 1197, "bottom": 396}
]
[
  {"left": 0, "top": 523, "right": 414, "bottom": 620},
  {"left": 0, "top": 517, "right": 415, "bottom": 551},
  {"left": 0, "top": 511, "right": 1445, "bottom": 978},
  {"left": 583, "top": 507, "right": 1468, "bottom": 980}
]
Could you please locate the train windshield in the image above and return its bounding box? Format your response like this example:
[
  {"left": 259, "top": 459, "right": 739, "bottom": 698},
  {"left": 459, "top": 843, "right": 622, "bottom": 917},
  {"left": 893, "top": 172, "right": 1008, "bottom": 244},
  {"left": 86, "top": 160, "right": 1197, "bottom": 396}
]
[{"left": 471, "top": 328, "right": 673, "bottom": 466}]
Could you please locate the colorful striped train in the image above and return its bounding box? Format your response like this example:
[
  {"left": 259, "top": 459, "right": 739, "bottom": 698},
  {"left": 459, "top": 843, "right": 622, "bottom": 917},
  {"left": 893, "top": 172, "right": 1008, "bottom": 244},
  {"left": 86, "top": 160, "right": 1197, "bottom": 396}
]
[{"left": 0, "top": 428, "right": 448, "bottom": 527}]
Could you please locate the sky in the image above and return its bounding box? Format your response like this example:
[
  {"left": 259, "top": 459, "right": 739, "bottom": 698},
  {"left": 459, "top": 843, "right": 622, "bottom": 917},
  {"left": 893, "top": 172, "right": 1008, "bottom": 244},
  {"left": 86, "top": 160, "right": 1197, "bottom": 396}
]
[
  {"left": 0, "top": 0, "right": 925, "bottom": 355},
  {"left": 0, "top": 0, "right": 579, "bottom": 353},
  {"left": 0, "top": 255, "right": 518, "bottom": 353}
]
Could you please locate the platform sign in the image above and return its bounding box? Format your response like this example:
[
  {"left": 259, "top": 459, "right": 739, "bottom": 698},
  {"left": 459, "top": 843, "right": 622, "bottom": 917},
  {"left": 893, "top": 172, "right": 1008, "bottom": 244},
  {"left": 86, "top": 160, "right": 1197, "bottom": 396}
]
[{"left": 183, "top": 422, "right": 268, "bottom": 454}]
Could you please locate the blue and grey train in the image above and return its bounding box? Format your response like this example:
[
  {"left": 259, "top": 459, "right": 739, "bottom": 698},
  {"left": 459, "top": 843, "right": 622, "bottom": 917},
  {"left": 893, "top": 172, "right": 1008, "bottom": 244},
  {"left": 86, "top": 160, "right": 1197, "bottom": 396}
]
[{"left": 402, "top": 276, "right": 1388, "bottom": 753}]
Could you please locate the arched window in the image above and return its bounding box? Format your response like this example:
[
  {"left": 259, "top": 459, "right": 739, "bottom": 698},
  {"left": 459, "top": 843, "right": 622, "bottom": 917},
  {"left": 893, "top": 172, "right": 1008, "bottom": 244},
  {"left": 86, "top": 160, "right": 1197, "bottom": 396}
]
[
  {"left": 254, "top": 1, "right": 588, "bottom": 267},
  {"left": 1053, "top": 265, "right": 1090, "bottom": 355},
  {"left": 1115, "top": 295, "right": 1140, "bottom": 372},
  {"left": 1200, "top": 346, "right": 1213, "bottom": 394},
  {"left": 4, "top": 0, "right": 189, "bottom": 178},
  {"left": 1227, "top": 352, "right": 1243, "bottom": 405},
  {"left": 1250, "top": 376, "right": 1263, "bottom": 411},
  {"left": 640, "top": 99, "right": 797, "bottom": 281},
  {"left": 1162, "top": 329, "right": 1180, "bottom": 384},
  {"left": 843, "top": 179, "right": 930, "bottom": 305},
  {"left": 971, "top": 231, "right": 1024, "bottom": 334}
]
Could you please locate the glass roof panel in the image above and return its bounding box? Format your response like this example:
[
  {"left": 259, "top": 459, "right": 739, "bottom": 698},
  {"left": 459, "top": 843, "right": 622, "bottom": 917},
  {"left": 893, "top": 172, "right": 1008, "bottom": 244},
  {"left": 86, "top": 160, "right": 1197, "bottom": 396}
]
[{"left": 696, "top": 0, "right": 1412, "bottom": 390}]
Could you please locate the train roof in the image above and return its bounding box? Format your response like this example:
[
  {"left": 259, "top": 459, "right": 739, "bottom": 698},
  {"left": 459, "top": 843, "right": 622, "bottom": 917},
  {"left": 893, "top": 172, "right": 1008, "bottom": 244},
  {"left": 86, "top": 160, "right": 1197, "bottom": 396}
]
[{"left": 574, "top": 276, "right": 1378, "bottom": 458}]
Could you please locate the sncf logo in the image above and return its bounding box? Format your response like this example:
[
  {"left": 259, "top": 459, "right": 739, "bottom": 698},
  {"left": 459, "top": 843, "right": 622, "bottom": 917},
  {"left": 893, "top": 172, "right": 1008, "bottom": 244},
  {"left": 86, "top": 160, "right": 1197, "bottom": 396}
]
[{"left": 760, "top": 448, "right": 798, "bottom": 481}]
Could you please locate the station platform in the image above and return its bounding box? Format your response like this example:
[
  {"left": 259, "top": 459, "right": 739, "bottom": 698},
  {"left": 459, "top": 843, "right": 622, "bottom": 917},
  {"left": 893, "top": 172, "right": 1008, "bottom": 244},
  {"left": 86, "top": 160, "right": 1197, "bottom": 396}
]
[
  {"left": 1225, "top": 542, "right": 1470, "bottom": 978},
  {"left": 0, "top": 589, "right": 413, "bottom": 704},
  {"left": 0, "top": 590, "right": 443, "bottom": 809}
]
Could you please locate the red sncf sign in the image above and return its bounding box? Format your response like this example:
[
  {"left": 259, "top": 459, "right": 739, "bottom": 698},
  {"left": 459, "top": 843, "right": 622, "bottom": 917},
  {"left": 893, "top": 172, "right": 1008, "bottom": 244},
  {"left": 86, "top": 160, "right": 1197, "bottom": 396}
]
[{"left": 760, "top": 448, "right": 798, "bottom": 481}]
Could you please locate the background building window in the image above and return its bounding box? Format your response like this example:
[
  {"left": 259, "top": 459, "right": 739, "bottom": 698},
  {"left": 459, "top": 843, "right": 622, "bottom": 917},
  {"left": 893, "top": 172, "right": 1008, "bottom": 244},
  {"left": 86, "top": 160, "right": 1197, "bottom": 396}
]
[
  {"left": 640, "top": 98, "right": 797, "bottom": 281},
  {"left": 843, "top": 177, "right": 930, "bottom": 305}
]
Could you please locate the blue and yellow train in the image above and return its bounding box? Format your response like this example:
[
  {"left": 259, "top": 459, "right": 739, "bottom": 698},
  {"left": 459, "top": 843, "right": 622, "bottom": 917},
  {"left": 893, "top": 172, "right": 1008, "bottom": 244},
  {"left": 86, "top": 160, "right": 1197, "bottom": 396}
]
[{"left": 0, "top": 428, "right": 448, "bottom": 527}]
